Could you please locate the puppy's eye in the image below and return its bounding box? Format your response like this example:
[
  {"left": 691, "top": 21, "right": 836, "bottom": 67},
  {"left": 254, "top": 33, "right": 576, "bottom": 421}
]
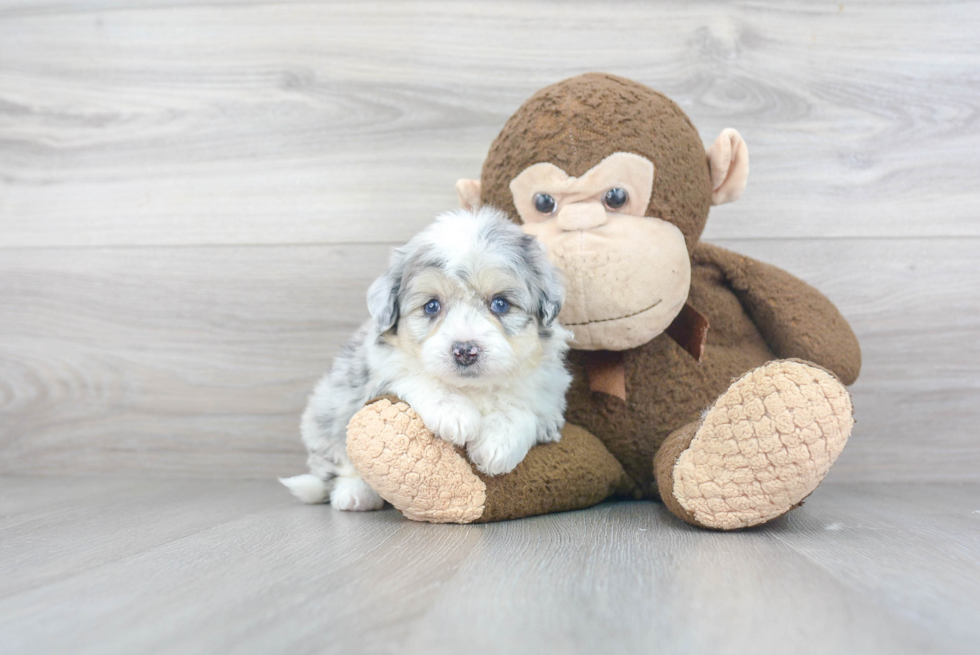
[
  {"left": 490, "top": 297, "right": 510, "bottom": 314},
  {"left": 533, "top": 193, "right": 557, "bottom": 215},
  {"left": 603, "top": 188, "right": 628, "bottom": 210},
  {"left": 424, "top": 299, "right": 441, "bottom": 315}
]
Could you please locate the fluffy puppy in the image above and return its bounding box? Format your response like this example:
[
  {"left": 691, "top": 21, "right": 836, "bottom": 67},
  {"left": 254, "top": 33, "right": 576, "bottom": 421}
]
[{"left": 281, "top": 207, "right": 572, "bottom": 511}]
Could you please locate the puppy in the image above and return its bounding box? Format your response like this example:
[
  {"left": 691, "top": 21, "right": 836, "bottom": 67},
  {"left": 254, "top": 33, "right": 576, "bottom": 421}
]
[{"left": 280, "top": 207, "right": 572, "bottom": 511}]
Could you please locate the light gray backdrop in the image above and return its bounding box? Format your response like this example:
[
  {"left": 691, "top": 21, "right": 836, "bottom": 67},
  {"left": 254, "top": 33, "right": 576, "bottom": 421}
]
[{"left": 1, "top": 0, "right": 977, "bottom": 483}]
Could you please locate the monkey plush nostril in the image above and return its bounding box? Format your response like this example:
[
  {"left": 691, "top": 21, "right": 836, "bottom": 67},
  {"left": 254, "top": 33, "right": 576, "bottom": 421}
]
[{"left": 451, "top": 341, "right": 481, "bottom": 367}]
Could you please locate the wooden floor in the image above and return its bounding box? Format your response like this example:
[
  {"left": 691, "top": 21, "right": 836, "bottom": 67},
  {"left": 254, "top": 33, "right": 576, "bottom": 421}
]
[{"left": 1, "top": 477, "right": 977, "bottom": 655}]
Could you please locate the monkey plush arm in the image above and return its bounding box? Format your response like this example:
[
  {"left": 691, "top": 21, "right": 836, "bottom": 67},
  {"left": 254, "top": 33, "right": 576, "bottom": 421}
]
[{"left": 693, "top": 243, "right": 861, "bottom": 385}]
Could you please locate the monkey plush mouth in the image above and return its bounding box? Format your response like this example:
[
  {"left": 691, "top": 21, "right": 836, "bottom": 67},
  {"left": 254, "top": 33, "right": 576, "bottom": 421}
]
[
  {"left": 562, "top": 299, "right": 662, "bottom": 327},
  {"left": 525, "top": 213, "right": 692, "bottom": 350}
]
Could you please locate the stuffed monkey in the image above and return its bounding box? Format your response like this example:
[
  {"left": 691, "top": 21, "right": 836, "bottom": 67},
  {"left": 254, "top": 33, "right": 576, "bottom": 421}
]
[{"left": 345, "top": 73, "right": 860, "bottom": 530}]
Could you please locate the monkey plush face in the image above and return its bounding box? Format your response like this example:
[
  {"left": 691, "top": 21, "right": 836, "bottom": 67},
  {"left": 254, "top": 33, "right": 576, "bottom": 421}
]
[
  {"left": 508, "top": 153, "right": 691, "bottom": 350},
  {"left": 457, "top": 73, "right": 748, "bottom": 351}
]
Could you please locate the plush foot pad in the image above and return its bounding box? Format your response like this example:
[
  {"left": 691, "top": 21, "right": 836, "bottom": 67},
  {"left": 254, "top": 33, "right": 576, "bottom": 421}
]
[
  {"left": 671, "top": 360, "right": 853, "bottom": 530},
  {"left": 346, "top": 398, "right": 486, "bottom": 524}
]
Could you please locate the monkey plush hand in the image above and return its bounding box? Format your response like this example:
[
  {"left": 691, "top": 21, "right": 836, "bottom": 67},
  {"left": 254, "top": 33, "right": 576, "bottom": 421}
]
[{"left": 345, "top": 73, "right": 860, "bottom": 530}]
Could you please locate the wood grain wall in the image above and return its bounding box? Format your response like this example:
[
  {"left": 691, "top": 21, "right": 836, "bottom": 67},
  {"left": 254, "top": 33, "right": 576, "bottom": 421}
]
[{"left": 1, "top": 0, "right": 978, "bottom": 482}]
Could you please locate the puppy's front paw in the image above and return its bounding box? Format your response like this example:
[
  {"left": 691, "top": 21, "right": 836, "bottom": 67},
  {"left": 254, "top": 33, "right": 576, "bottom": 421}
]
[
  {"left": 537, "top": 416, "right": 565, "bottom": 443},
  {"left": 468, "top": 414, "right": 535, "bottom": 476},
  {"left": 435, "top": 403, "right": 482, "bottom": 447},
  {"left": 415, "top": 395, "right": 481, "bottom": 447}
]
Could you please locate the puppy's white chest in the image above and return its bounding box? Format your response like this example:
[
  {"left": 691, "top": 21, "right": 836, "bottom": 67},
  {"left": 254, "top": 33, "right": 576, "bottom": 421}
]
[{"left": 465, "top": 387, "right": 519, "bottom": 417}]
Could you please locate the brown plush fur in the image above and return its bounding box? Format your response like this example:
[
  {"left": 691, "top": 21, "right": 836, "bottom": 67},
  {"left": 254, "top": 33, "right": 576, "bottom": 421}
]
[
  {"left": 564, "top": 242, "right": 860, "bottom": 498},
  {"left": 653, "top": 421, "right": 701, "bottom": 526},
  {"left": 480, "top": 73, "right": 712, "bottom": 253},
  {"left": 346, "top": 73, "right": 861, "bottom": 529},
  {"left": 475, "top": 423, "right": 634, "bottom": 523},
  {"left": 347, "top": 398, "right": 633, "bottom": 524},
  {"left": 480, "top": 73, "right": 860, "bottom": 502}
]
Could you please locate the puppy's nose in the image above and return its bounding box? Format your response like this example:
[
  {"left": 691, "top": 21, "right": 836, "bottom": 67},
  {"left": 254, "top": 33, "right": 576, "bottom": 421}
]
[{"left": 452, "top": 341, "right": 480, "bottom": 367}]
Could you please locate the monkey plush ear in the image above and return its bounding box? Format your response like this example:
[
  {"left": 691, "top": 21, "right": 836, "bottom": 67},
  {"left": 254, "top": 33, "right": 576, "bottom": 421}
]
[
  {"left": 707, "top": 128, "right": 749, "bottom": 205},
  {"left": 456, "top": 179, "right": 482, "bottom": 211}
]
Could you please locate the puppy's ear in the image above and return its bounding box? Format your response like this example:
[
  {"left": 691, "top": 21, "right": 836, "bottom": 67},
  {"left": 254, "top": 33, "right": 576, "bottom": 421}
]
[
  {"left": 527, "top": 239, "right": 565, "bottom": 327},
  {"left": 537, "top": 271, "right": 564, "bottom": 327},
  {"left": 367, "top": 250, "right": 404, "bottom": 333},
  {"left": 367, "top": 272, "right": 399, "bottom": 333}
]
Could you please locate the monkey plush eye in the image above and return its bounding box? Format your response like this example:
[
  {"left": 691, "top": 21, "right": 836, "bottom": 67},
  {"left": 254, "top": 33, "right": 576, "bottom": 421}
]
[
  {"left": 603, "top": 188, "right": 629, "bottom": 210},
  {"left": 490, "top": 297, "right": 510, "bottom": 314},
  {"left": 533, "top": 193, "right": 557, "bottom": 215},
  {"left": 424, "top": 299, "right": 441, "bottom": 315}
]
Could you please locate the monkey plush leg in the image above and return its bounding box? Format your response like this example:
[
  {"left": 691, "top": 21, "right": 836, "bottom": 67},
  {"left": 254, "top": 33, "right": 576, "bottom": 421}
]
[
  {"left": 654, "top": 359, "right": 853, "bottom": 530},
  {"left": 346, "top": 397, "right": 633, "bottom": 524}
]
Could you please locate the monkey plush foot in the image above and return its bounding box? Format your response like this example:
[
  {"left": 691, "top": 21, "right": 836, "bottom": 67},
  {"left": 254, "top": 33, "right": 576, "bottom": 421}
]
[
  {"left": 346, "top": 397, "right": 632, "bottom": 524},
  {"left": 345, "top": 397, "right": 486, "bottom": 523},
  {"left": 655, "top": 359, "right": 853, "bottom": 531}
]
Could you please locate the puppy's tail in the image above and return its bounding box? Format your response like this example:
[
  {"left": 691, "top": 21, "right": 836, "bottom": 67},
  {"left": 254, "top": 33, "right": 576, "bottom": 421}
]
[{"left": 279, "top": 474, "right": 331, "bottom": 504}]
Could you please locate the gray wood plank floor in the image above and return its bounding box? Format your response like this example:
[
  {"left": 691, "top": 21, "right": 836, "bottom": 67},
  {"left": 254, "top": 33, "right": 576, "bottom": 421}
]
[{"left": 1, "top": 477, "right": 977, "bottom": 655}]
